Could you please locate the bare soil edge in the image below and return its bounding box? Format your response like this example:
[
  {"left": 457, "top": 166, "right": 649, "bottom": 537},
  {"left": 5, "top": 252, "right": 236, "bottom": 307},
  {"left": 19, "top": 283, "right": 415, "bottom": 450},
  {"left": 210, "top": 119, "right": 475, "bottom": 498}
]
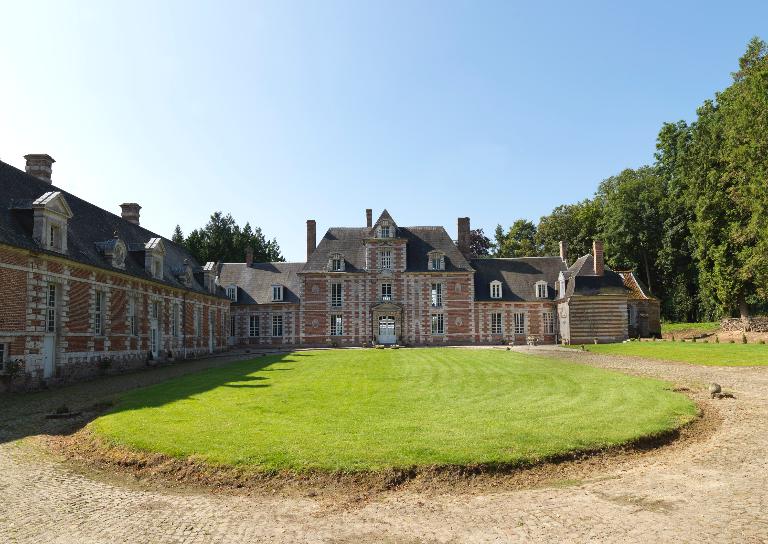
[{"left": 41, "top": 397, "right": 719, "bottom": 501}]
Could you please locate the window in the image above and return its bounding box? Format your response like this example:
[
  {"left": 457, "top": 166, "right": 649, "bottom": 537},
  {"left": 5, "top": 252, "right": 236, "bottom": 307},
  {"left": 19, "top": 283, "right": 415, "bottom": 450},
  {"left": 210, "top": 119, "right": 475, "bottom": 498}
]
[
  {"left": 331, "top": 283, "right": 342, "bottom": 307},
  {"left": 153, "top": 258, "right": 162, "bottom": 279},
  {"left": 94, "top": 291, "right": 105, "bottom": 336},
  {"left": 272, "top": 315, "right": 283, "bottom": 337},
  {"left": 128, "top": 297, "right": 137, "bottom": 336},
  {"left": 430, "top": 283, "right": 443, "bottom": 307},
  {"left": 197, "top": 307, "right": 203, "bottom": 336},
  {"left": 490, "top": 281, "right": 502, "bottom": 299},
  {"left": 514, "top": 312, "right": 526, "bottom": 335},
  {"left": 491, "top": 312, "right": 503, "bottom": 335},
  {"left": 535, "top": 281, "right": 548, "bottom": 299},
  {"left": 379, "top": 224, "right": 391, "bottom": 238},
  {"left": 172, "top": 303, "right": 179, "bottom": 337},
  {"left": 379, "top": 249, "right": 392, "bottom": 270},
  {"left": 543, "top": 311, "right": 555, "bottom": 334},
  {"left": 431, "top": 314, "right": 444, "bottom": 335},
  {"left": 272, "top": 285, "right": 283, "bottom": 302},
  {"left": 381, "top": 283, "right": 392, "bottom": 302},
  {"left": 49, "top": 224, "right": 61, "bottom": 250},
  {"left": 249, "top": 315, "right": 259, "bottom": 337},
  {"left": 46, "top": 284, "right": 56, "bottom": 333},
  {"left": 0, "top": 343, "right": 5, "bottom": 365},
  {"left": 230, "top": 315, "right": 236, "bottom": 337},
  {"left": 330, "top": 256, "right": 344, "bottom": 272},
  {"left": 428, "top": 252, "right": 445, "bottom": 271},
  {"left": 226, "top": 285, "right": 237, "bottom": 301},
  {"left": 330, "top": 314, "right": 343, "bottom": 336},
  {"left": 151, "top": 300, "right": 159, "bottom": 319},
  {"left": 193, "top": 307, "right": 200, "bottom": 337}
]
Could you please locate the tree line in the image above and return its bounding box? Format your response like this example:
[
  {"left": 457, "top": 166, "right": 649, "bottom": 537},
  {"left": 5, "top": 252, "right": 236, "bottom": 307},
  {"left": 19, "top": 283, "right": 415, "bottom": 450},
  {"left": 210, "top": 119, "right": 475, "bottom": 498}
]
[{"left": 485, "top": 38, "right": 768, "bottom": 321}]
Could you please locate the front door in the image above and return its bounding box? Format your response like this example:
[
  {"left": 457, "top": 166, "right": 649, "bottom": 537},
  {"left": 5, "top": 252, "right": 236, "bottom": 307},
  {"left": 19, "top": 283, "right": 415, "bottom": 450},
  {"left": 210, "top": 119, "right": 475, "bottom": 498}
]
[
  {"left": 42, "top": 335, "right": 55, "bottom": 379},
  {"left": 378, "top": 316, "right": 396, "bottom": 345}
]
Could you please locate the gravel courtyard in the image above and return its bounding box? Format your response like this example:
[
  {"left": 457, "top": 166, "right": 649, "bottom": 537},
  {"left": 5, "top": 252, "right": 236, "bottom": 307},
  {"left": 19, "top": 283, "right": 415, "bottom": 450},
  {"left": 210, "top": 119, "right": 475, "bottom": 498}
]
[{"left": 1, "top": 347, "right": 767, "bottom": 543}]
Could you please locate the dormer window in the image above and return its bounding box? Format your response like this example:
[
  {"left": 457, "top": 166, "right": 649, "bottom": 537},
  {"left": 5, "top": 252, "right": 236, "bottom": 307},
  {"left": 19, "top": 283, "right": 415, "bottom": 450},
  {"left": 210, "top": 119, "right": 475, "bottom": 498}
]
[
  {"left": 32, "top": 191, "right": 73, "bottom": 254},
  {"left": 535, "top": 281, "right": 548, "bottom": 299},
  {"left": 144, "top": 238, "right": 166, "bottom": 280},
  {"left": 49, "top": 225, "right": 62, "bottom": 250},
  {"left": 226, "top": 285, "right": 237, "bottom": 301},
  {"left": 428, "top": 251, "right": 445, "bottom": 271},
  {"left": 272, "top": 285, "right": 284, "bottom": 302},
  {"left": 329, "top": 254, "right": 345, "bottom": 272},
  {"left": 490, "top": 280, "right": 502, "bottom": 299},
  {"left": 379, "top": 224, "right": 391, "bottom": 238}
]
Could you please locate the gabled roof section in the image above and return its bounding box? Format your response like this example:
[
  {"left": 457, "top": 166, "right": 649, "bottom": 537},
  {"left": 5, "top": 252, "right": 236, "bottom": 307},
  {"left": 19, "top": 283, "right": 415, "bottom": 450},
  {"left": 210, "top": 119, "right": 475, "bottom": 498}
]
[
  {"left": 472, "top": 257, "right": 566, "bottom": 301},
  {"left": 218, "top": 262, "right": 304, "bottom": 304},
  {"left": 0, "top": 159, "right": 221, "bottom": 296},
  {"left": 562, "top": 253, "right": 628, "bottom": 298},
  {"left": 32, "top": 191, "right": 73, "bottom": 218},
  {"left": 617, "top": 271, "right": 656, "bottom": 300},
  {"left": 372, "top": 209, "right": 397, "bottom": 230},
  {"left": 145, "top": 237, "right": 165, "bottom": 254}
]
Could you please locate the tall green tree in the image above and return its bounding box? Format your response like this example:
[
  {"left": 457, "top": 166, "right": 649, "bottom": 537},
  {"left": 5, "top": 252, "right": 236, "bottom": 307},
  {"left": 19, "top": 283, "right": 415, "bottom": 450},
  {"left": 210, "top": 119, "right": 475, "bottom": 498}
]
[
  {"left": 536, "top": 199, "right": 602, "bottom": 260},
  {"left": 494, "top": 219, "right": 540, "bottom": 257}
]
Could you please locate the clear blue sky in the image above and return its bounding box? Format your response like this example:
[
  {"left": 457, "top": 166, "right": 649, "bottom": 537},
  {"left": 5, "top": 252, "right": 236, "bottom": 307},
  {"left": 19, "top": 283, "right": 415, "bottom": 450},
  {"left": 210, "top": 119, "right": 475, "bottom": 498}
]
[{"left": 1, "top": 1, "right": 766, "bottom": 261}]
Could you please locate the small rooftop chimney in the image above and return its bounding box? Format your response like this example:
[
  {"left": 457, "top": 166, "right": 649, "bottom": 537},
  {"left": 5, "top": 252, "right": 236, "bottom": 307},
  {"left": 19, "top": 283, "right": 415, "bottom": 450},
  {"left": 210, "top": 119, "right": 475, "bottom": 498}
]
[
  {"left": 593, "top": 240, "right": 604, "bottom": 276},
  {"left": 245, "top": 246, "right": 254, "bottom": 267},
  {"left": 24, "top": 154, "right": 55, "bottom": 183},
  {"left": 120, "top": 203, "right": 141, "bottom": 225},
  {"left": 366, "top": 208, "right": 373, "bottom": 228},
  {"left": 457, "top": 217, "right": 471, "bottom": 257},
  {"left": 559, "top": 241, "right": 568, "bottom": 264},
  {"left": 306, "top": 219, "right": 316, "bottom": 261}
]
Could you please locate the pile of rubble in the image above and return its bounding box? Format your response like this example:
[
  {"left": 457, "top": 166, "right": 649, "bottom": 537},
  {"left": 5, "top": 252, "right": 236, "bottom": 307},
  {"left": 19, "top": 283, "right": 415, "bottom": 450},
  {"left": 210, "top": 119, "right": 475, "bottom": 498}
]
[{"left": 720, "top": 317, "right": 768, "bottom": 332}]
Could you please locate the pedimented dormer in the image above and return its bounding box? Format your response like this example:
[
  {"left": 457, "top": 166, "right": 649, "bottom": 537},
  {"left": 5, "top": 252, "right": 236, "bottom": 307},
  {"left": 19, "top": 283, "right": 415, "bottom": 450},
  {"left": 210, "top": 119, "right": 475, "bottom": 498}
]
[
  {"left": 427, "top": 250, "right": 445, "bottom": 271},
  {"left": 144, "top": 237, "right": 166, "bottom": 280},
  {"left": 32, "top": 191, "right": 73, "bottom": 254},
  {"left": 328, "top": 252, "right": 345, "bottom": 272},
  {"left": 373, "top": 209, "right": 397, "bottom": 239}
]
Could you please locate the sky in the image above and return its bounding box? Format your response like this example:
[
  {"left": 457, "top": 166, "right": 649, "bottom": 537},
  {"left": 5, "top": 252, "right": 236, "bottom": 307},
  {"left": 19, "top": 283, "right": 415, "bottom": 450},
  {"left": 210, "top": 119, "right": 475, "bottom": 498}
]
[{"left": 1, "top": 1, "right": 766, "bottom": 261}]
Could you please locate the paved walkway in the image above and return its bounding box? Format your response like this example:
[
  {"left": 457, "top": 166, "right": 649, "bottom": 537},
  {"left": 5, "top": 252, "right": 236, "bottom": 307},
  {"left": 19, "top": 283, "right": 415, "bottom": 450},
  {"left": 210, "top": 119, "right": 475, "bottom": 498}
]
[{"left": 1, "top": 348, "right": 767, "bottom": 543}]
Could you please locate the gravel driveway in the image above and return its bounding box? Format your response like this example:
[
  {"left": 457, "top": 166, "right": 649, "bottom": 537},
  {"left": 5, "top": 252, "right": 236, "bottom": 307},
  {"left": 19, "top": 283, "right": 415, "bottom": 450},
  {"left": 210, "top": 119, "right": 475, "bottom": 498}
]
[{"left": 1, "top": 348, "right": 766, "bottom": 543}]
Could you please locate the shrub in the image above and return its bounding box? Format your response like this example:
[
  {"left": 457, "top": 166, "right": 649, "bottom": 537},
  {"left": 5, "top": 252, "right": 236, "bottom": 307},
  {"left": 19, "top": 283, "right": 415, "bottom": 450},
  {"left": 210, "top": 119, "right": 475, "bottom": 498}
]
[
  {"left": 742, "top": 333, "right": 748, "bottom": 344},
  {"left": 671, "top": 334, "right": 675, "bottom": 342},
  {"left": 715, "top": 336, "right": 720, "bottom": 344}
]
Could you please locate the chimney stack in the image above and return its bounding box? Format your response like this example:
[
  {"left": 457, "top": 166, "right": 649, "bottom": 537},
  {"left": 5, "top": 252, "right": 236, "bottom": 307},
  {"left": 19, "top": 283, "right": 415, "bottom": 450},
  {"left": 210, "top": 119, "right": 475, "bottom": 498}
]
[
  {"left": 457, "top": 217, "right": 471, "bottom": 257},
  {"left": 559, "top": 241, "right": 568, "bottom": 264},
  {"left": 593, "top": 240, "right": 604, "bottom": 276},
  {"left": 306, "top": 219, "right": 316, "bottom": 260},
  {"left": 120, "top": 203, "right": 141, "bottom": 225},
  {"left": 24, "top": 154, "right": 55, "bottom": 183},
  {"left": 366, "top": 208, "right": 372, "bottom": 228},
  {"left": 245, "top": 247, "right": 254, "bottom": 267}
]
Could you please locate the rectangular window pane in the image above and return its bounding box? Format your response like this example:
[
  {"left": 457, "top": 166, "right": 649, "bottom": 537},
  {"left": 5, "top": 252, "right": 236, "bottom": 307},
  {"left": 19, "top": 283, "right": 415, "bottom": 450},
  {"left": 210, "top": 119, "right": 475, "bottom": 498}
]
[
  {"left": 431, "top": 314, "right": 444, "bottom": 335},
  {"left": 379, "top": 250, "right": 392, "bottom": 269},
  {"left": 230, "top": 315, "right": 236, "bottom": 337},
  {"left": 514, "top": 312, "right": 525, "bottom": 334},
  {"left": 0, "top": 344, "right": 5, "bottom": 364},
  {"left": 95, "top": 291, "right": 103, "bottom": 335},
  {"left": 431, "top": 283, "right": 443, "bottom": 307},
  {"left": 491, "top": 313, "right": 503, "bottom": 334},
  {"left": 543, "top": 311, "right": 555, "bottom": 334},
  {"left": 330, "top": 314, "right": 343, "bottom": 336},
  {"left": 331, "top": 283, "right": 342, "bottom": 307},
  {"left": 47, "top": 284, "right": 56, "bottom": 332},
  {"left": 381, "top": 283, "right": 392, "bottom": 302},
  {"left": 272, "top": 315, "right": 283, "bottom": 337},
  {"left": 249, "top": 315, "right": 259, "bottom": 337}
]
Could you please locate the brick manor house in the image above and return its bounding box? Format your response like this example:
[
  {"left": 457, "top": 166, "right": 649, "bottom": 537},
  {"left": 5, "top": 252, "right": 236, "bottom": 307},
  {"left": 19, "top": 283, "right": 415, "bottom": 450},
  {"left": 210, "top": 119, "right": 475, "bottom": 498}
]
[{"left": 0, "top": 155, "right": 659, "bottom": 388}]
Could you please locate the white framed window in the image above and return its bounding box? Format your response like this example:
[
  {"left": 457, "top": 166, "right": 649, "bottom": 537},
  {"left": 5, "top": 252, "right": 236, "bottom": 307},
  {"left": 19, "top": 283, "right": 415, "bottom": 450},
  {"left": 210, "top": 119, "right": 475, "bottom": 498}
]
[
  {"left": 330, "top": 314, "right": 343, "bottom": 336},
  {"left": 249, "top": 315, "right": 259, "bottom": 337},
  {"left": 535, "top": 281, "right": 548, "bottom": 299},
  {"left": 331, "top": 283, "right": 342, "bottom": 307},
  {"left": 272, "top": 285, "right": 283, "bottom": 302},
  {"left": 226, "top": 285, "right": 237, "bottom": 301},
  {"left": 49, "top": 224, "right": 62, "bottom": 251},
  {"left": 543, "top": 311, "right": 555, "bottom": 334},
  {"left": 128, "top": 297, "right": 137, "bottom": 336},
  {"left": 431, "top": 313, "right": 445, "bottom": 335},
  {"left": 428, "top": 252, "right": 445, "bottom": 271},
  {"left": 491, "top": 312, "right": 503, "bottom": 335},
  {"left": 94, "top": 291, "right": 105, "bottom": 336},
  {"left": 379, "top": 224, "right": 391, "bottom": 238},
  {"left": 430, "top": 283, "right": 443, "bottom": 308},
  {"left": 330, "top": 255, "right": 344, "bottom": 272},
  {"left": 514, "top": 312, "right": 526, "bottom": 335},
  {"left": 46, "top": 283, "right": 57, "bottom": 333},
  {"left": 490, "top": 280, "right": 502, "bottom": 299},
  {"left": 272, "top": 315, "right": 283, "bottom": 337},
  {"left": 381, "top": 283, "right": 392, "bottom": 302},
  {"left": 172, "top": 303, "right": 180, "bottom": 337},
  {"left": 152, "top": 258, "right": 162, "bottom": 279},
  {"left": 378, "top": 249, "right": 392, "bottom": 270},
  {"left": 230, "top": 315, "right": 236, "bottom": 337}
]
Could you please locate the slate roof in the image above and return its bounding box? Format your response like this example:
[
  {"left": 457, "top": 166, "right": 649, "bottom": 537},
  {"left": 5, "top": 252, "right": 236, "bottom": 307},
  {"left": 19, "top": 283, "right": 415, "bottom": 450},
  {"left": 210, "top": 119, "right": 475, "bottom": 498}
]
[
  {"left": 0, "top": 159, "right": 221, "bottom": 297},
  {"left": 617, "top": 271, "right": 655, "bottom": 300},
  {"left": 217, "top": 262, "right": 304, "bottom": 304},
  {"left": 471, "top": 257, "right": 567, "bottom": 302},
  {"left": 302, "top": 225, "right": 474, "bottom": 273},
  {"left": 561, "top": 254, "right": 627, "bottom": 298}
]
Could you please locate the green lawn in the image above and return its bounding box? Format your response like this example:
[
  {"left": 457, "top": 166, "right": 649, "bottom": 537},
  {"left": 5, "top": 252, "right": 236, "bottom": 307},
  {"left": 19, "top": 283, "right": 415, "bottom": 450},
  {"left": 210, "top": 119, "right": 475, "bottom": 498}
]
[
  {"left": 579, "top": 342, "right": 768, "bottom": 366},
  {"left": 91, "top": 348, "right": 696, "bottom": 472},
  {"left": 661, "top": 322, "right": 720, "bottom": 334}
]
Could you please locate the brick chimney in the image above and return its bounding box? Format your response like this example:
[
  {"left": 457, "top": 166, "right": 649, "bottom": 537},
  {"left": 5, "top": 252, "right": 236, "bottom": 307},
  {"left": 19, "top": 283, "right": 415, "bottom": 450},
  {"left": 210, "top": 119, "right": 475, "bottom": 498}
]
[
  {"left": 24, "top": 154, "right": 55, "bottom": 183},
  {"left": 457, "top": 217, "right": 471, "bottom": 257},
  {"left": 593, "top": 240, "right": 604, "bottom": 276},
  {"left": 245, "top": 246, "right": 254, "bottom": 267},
  {"left": 120, "top": 203, "right": 141, "bottom": 225},
  {"left": 306, "top": 219, "right": 316, "bottom": 260},
  {"left": 559, "top": 240, "right": 568, "bottom": 263},
  {"left": 366, "top": 208, "right": 372, "bottom": 228}
]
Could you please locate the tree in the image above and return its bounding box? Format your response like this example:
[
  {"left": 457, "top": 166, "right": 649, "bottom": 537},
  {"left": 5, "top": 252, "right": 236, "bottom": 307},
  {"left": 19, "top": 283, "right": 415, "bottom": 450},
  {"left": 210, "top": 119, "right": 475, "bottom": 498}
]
[
  {"left": 467, "top": 228, "right": 493, "bottom": 257},
  {"left": 171, "top": 225, "right": 184, "bottom": 245},
  {"left": 494, "top": 219, "right": 540, "bottom": 257},
  {"left": 177, "top": 212, "right": 284, "bottom": 265},
  {"left": 536, "top": 199, "right": 602, "bottom": 260}
]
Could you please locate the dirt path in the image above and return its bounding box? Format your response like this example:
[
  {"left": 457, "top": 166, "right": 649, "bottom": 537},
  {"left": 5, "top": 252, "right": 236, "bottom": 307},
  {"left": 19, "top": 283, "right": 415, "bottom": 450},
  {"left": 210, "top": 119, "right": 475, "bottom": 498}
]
[{"left": 1, "top": 348, "right": 767, "bottom": 543}]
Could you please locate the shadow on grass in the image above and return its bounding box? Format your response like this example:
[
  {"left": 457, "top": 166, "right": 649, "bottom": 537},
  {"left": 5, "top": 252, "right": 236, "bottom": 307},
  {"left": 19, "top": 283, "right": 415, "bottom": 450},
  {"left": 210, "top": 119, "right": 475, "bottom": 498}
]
[{"left": 0, "top": 351, "right": 300, "bottom": 445}]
